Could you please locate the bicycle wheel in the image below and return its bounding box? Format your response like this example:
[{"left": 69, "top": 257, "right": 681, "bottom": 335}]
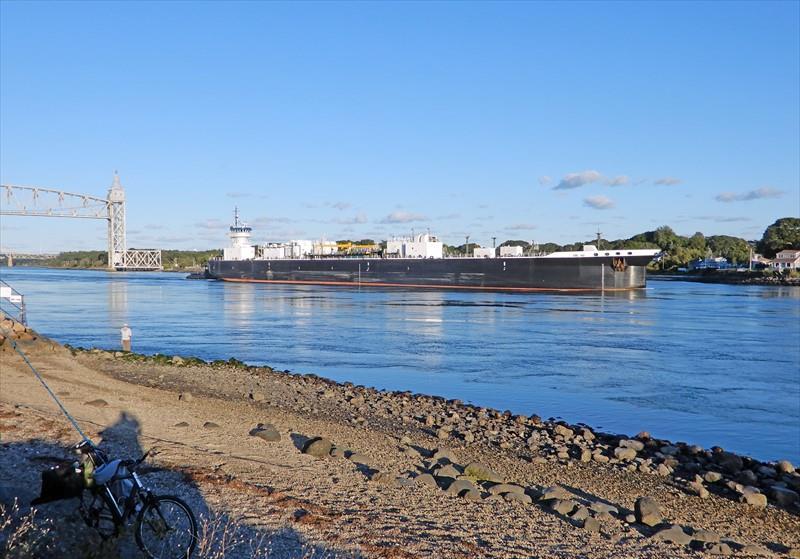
[{"left": 135, "top": 495, "right": 197, "bottom": 559}]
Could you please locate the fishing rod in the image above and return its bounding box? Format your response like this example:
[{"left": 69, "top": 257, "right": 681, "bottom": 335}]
[{"left": 2, "top": 324, "right": 96, "bottom": 448}]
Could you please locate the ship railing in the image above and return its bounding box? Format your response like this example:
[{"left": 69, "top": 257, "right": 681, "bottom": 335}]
[{"left": 0, "top": 278, "right": 26, "bottom": 325}]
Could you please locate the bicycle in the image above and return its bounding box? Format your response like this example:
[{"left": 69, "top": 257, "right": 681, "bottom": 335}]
[{"left": 72, "top": 440, "right": 198, "bottom": 559}]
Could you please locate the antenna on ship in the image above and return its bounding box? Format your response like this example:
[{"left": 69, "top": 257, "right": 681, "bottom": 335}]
[{"left": 234, "top": 206, "right": 240, "bottom": 228}]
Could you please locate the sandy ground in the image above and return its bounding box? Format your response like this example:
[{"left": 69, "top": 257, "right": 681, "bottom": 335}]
[{"left": 1, "top": 326, "right": 798, "bottom": 558}]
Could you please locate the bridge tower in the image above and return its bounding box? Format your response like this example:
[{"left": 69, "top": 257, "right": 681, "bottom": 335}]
[{"left": 107, "top": 172, "right": 126, "bottom": 269}]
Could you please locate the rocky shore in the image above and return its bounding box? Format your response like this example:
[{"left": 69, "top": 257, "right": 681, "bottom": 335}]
[
  {"left": 651, "top": 272, "right": 800, "bottom": 287},
  {"left": 1, "top": 316, "right": 799, "bottom": 558}
]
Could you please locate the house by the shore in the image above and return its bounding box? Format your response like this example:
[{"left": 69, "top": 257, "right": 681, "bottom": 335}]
[{"left": 770, "top": 249, "right": 800, "bottom": 271}]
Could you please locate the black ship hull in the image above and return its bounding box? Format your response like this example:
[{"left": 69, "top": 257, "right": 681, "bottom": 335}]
[{"left": 207, "top": 255, "right": 654, "bottom": 292}]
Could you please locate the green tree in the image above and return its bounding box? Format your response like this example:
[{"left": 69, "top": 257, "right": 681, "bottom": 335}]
[{"left": 758, "top": 218, "right": 800, "bottom": 257}]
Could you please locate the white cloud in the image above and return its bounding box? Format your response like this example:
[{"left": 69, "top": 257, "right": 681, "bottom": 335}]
[
  {"left": 538, "top": 176, "right": 552, "bottom": 186},
  {"left": 583, "top": 195, "right": 615, "bottom": 210},
  {"left": 505, "top": 223, "right": 538, "bottom": 231},
  {"left": 329, "top": 201, "right": 351, "bottom": 211},
  {"left": 194, "top": 219, "right": 227, "bottom": 230},
  {"left": 605, "top": 175, "right": 629, "bottom": 186},
  {"left": 654, "top": 177, "right": 682, "bottom": 185},
  {"left": 553, "top": 170, "right": 602, "bottom": 190},
  {"left": 380, "top": 211, "right": 428, "bottom": 224},
  {"left": 715, "top": 187, "right": 784, "bottom": 202},
  {"left": 334, "top": 213, "right": 368, "bottom": 225}
]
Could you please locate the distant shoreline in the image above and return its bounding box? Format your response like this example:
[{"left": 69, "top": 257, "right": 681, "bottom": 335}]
[{"left": 649, "top": 271, "right": 800, "bottom": 287}]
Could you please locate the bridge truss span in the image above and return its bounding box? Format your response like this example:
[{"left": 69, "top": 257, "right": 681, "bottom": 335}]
[{"left": 0, "top": 174, "right": 161, "bottom": 271}]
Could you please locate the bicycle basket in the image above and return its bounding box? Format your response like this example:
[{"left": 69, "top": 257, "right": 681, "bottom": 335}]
[{"left": 31, "top": 463, "right": 85, "bottom": 505}]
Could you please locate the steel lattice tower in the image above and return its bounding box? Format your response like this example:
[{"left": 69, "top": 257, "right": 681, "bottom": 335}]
[{"left": 107, "top": 172, "right": 126, "bottom": 269}]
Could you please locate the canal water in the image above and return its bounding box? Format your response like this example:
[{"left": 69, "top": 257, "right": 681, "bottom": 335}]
[{"left": 2, "top": 267, "right": 799, "bottom": 462}]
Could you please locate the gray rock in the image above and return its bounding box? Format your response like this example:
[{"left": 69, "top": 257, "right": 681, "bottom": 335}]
[
  {"left": 434, "top": 464, "right": 461, "bottom": 479},
  {"left": 463, "top": 462, "right": 503, "bottom": 483},
  {"left": 624, "top": 514, "right": 636, "bottom": 523},
  {"left": 414, "top": 473, "right": 438, "bottom": 488},
  {"left": 691, "top": 529, "right": 720, "bottom": 543},
  {"left": 703, "top": 471, "right": 723, "bottom": 483},
  {"left": 203, "top": 421, "right": 220, "bottom": 429},
  {"left": 570, "top": 506, "right": 589, "bottom": 521},
  {"left": 539, "top": 485, "right": 570, "bottom": 501},
  {"left": 173, "top": 421, "right": 189, "bottom": 428},
  {"left": 487, "top": 483, "right": 525, "bottom": 496},
  {"left": 589, "top": 502, "right": 618, "bottom": 515},
  {"left": 716, "top": 451, "right": 744, "bottom": 474},
  {"left": 504, "top": 492, "right": 532, "bottom": 504},
  {"left": 769, "top": 486, "right": 799, "bottom": 506},
  {"left": 776, "top": 460, "right": 795, "bottom": 474},
  {"left": 463, "top": 489, "right": 483, "bottom": 501},
  {"left": 302, "top": 437, "right": 332, "bottom": 458},
  {"left": 660, "top": 445, "right": 680, "bottom": 456},
  {"left": 431, "top": 447, "right": 457, "bottom": 463},
  {"left": 551, "top": 499, "right": 577, "bottom": 516},
  {"left": 707, "top": 543, "right": 732, "bottom": 556},
  {"left": 484, "top": 494, "right": 505, "bottom": 502},
  {"left": 582, "top": 517, "right": 601, "bottom": 532},
  {"left": 652, "top": 524, "right": 692, "bottom": 545},
  {"left": 348, "top": 453, "right": 375, "bottom": 467},
  {"left": 614, "top": 447, "right": 637, "bottom": 461},
  {"left": 687, "top": 481, "right": 709, "bottom": 499},
  {"left": 445, "top": 479, "right": 477, "bottom": 496},
  {"left": 634, "top": 496, "right": 662, "bottom": 527},
  {"left": 619, "top": 439, "right": 645, "bottom": 452},
  {"left": 249, "top": 424, "right": 280, "bottom": 442}
]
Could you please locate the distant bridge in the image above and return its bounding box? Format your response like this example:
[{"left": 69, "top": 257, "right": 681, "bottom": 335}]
[{"left": 0, "top": 173, "right": 161, "bottom": 271}]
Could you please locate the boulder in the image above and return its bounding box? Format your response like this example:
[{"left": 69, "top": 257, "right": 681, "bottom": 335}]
[
  {"left": 687, "top": 481, "right": 709, "bottom": 499},
  {"left": 769, "top": 486, "right": 799, "bottom": 507},
  {"left": 691, "top": 529, "right": 720, "bottom": 543},
  {"left": 414, "top": 473, "right": 437, "bottom": 488},
  {"left": 302, "top": 437, "right": 333, "bottom": 458},
  {"left": 614, "top": 447, "right": 637, "bottom": 461},
  {"left": 652, "top": 524, "right": 692, "bottom": 545},
  {"left": 716, "top": 451, "right": 744, "bottom": 474},
  {"left": 431, "top": 447, "right": 457, "bottom": 463},
  {"left": 445, "top": 479, "right": 477, "bottom": 496},
  {"left": 551, "top": 499, "right": 577, "bottom": 516},
  {"left": 554, "top": 424, "right": 574, "bottom": 439},
  {"left": 703, "top": 471, "right": 723, "bottom": 483},
  {"left": 463, "top": 489, "right": 483, "bottom": 501},
  {"left": 249, "top": 424, "right": 280, "bottom": 442},
  {"left": 776, "top": 460, "right": 795, "bottom": 474},
  {"left": 434, "top": 464, "right": 461, "bottom": 479},
  {"left": 348, "top": 453, "right": 375, "bottom": 467},
  {"left": 504, "top": 491, "right": 531, "bottom": 504},
  {"left": 589, "top": 502, "right": 618, "bottom": 515},
  {"left": 463, "top": 462, "right": 503, "bottom": 483},
  {"left": 539, "top": 485, "right": 570, "bottom": 501},
  {"left": 570, "top": 506, "right": 589, "bottom": 521},
  {"left": 487, "top": 483, "right": 525, "bottom": 496},
  {"left": 203, "top": 421, "right": 220, "bottom": 429},
  {"left": 634, "top": 496, "right": 662, "bottom": 527},
  {"left": 582, "top": 517, "right": 601, "bottom": 532},
  {"left": 619, "top": 439, "right": 645, "bottom": 452},
  {"left": 707, "top": 543, "right": 732, "bottom": 556}
]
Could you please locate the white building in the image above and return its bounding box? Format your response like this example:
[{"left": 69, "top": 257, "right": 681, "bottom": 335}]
[
  {"left": 771, "top": 249, "right": 800, "bottom": 270},
  {"left": 499, "top": 245, "right": 524, "bottom": 257},
  {"left": 473, "top": 247, "right": 496, "bottom": 258},
  {"left": 386, "top": 233, "right": 443, "bottom": 258}
]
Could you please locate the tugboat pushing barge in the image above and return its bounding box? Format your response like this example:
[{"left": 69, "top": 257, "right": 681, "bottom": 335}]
[{"left": 207, "top": 210, "right": 660, "bottom": 292}]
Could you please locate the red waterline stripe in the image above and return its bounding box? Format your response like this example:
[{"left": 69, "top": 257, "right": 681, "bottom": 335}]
[{"left": 218, "top": 277, "right": 640, "bottom": 292}]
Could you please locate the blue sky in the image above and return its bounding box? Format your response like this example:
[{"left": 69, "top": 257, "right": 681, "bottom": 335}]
[{"left": 1, "top": 1, "right": 798, "bottom": 252}]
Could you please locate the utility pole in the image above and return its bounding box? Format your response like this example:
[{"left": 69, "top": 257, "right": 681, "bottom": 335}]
[
  {"left": 465, "top": 235, "right": 470, "bottom": 257},
  {"left": 492, "top": 236, "right": 496, "bottom": 249}
]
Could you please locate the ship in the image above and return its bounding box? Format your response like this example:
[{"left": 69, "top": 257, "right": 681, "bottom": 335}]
[{"left": 206, "top": 210, "right": 661, "bottom": 292}]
